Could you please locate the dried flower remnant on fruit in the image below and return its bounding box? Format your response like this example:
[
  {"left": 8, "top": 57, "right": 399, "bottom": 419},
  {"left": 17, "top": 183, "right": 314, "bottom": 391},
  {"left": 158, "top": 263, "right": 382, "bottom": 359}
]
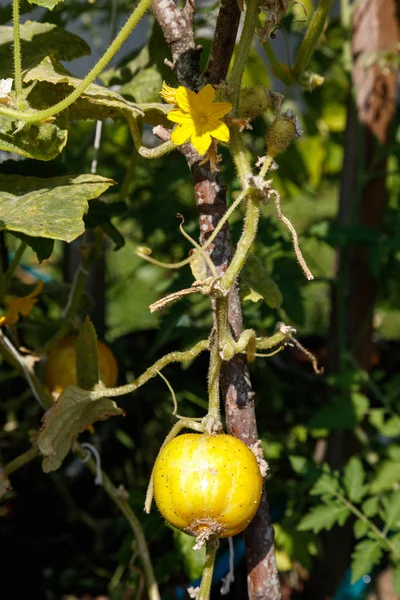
[{"left": 161, "top": 83, "right": 232, "bottom": 156}]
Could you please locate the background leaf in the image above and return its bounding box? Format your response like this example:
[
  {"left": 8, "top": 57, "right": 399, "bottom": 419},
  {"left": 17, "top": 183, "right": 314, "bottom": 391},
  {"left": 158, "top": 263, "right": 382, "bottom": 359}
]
[
  {"left": 350, "top": 539, "right": 382, "bottom": 583},
  {"left": 298, "top": 504, "right": 350, "bottom": 533},
  {"left": 343, "top": 456, "right": 367, "bottom": 503},
  {"left": 37, "top": 385, "right": 124, "bottom": 473}
]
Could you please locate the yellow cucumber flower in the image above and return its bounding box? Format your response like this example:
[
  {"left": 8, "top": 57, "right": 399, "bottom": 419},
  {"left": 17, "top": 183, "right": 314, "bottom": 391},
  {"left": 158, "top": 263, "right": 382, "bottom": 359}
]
[
  {"left": 0, "top": 279, "right": 43, "bottom": 326},
  {"left": 165, "top": 84, "right": 232, "bottom": 156}
]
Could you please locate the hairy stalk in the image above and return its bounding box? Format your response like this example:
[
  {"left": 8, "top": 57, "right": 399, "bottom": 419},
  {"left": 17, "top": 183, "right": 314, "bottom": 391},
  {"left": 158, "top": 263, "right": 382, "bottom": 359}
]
[
  {"left": 136, "top": 188, "right": 248, "bottom": 271},
  {"left": 126, "top": 113, "right": 176, "bottom": 159},
  {"left": 229, "top": 0, "right": 260, "bottom": 110},
  {"left": 5, "top": 241, "right": 27, "bottom": 288},
  {"left": 12, "top": 0, "right": 23, "bottom": 108},
  {"left": 207, "top": 336, "right": 223, "bottom": 429},
  {"left": 0, "top": 0, "right": 153, "bottom": 122},
  {"left": 76, "top": 444, "right": 161, "bottom": 600},
  {"left": 197, "top": 540, "right": 219, "bottom": 600},
  {"left": 292, "top": 0, "right": 333, "bottom": 80},
  {"left": 90, "top": 339, "right": 209, "bottom": 400},
  {"left": 222, "top": 189, "right": 260, "bottom": 291},
  {"left": 4, "top": 445, "right": 40, "bottom": 475}
]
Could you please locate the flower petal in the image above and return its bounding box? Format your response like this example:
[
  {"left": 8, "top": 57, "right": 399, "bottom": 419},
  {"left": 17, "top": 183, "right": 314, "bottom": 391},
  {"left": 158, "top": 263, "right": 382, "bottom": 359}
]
[
  {"left": 190, "top": 131, "right": 212, "bottom": 155},
  {"left": 196, "top": 84, "right": 216, "bottom": 110},
  {"left": 209, "top": 121, "right": 230, "bottom": 143},
  {"left": 171, "top": 123, "right": 194, "bottom": 146},
  {"left": 207, "top": 101, "right": 232, "bottom": 120},
  {"left": 160, "top": 82, "right": 177, "bottom": 104},
  {"left": 168, "top": 109, "right": 195, "bottom": 124},
  {"left": 175, "top": 86, "right": 198, "bottom": 112}
]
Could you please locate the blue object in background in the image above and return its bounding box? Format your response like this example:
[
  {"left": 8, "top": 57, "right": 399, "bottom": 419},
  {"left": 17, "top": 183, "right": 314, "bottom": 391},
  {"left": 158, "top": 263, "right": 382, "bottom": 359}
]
[{"left": 334, "top": 568, "right": 372, "bottom": 600}]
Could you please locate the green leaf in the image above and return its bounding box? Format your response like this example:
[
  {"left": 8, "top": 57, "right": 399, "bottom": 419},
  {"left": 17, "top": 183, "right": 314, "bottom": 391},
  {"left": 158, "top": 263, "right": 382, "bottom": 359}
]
[
  {"left": 351, "top": 539, "right": 383, "bottom": 583},
  {"left": 76, "top": 318, "right": 100, "bottom": 390},
  {"left": 343, "top": 456, "right": 367, "bottom": 503},
  {"left": 362, "top": 496, "right": 380, "bottom": 518},
  {"left": 353, "top": 519, "right": 369, "bottom": 539},
  {"left": 308, "top": 393, "right": 368, "bottom": 431},
  {"left": 0, "top": 114, "right": 68, "bottom": 161},
  {"left": 174, "top": 530, "right": 205, "bottom": 580},
  {"left": 27, "top": 0, "right": 64, "bottom": 8},
  {"left": 10, "top": 231, "right": 54, "bottom": 263},
  {"left": 0, "top": 22, "right": 90, "bottom": 78},
  {"left": 370, "top": 460, "right": 400, "bottom": 494},
  {"left": 298, "top": 504, "right": 350, "bottom": 533},
  {"left": 381, "top": 489, "right": 400, "bottom": 530},
  {"left": 37, "top": 385, "right": 124, "bottom": 472},
  {"left": 310, "top": 471, "right": 340, "bottom": 497},
  {"left": 119, "top": 66, "right": 163, "bottom": 104},
  {"left": 0, "top": 173, "right": 115, "bottom": 242},
  {"left": 241, "top": 254, "right": 283, "bottom": 309},
  {"left": 370, "top": 413, "right": 400, "bottom": 437},
  {"left": 24, "top": 57, "right": 144, "bottom": 123}
]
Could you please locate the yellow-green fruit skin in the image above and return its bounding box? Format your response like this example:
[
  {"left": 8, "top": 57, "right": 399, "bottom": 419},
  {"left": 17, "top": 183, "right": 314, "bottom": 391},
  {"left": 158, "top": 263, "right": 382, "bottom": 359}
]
[{"left": 153, "top": 433, "right": 263, "bottom": 538}]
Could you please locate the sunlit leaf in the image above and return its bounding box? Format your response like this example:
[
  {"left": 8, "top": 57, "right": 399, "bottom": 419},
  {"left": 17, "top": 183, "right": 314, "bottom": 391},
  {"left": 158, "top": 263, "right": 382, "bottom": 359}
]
[
  {"left": 343, "top": 456, "right": 367, "bottom": 503},
  {"left": 298, "top": 504, "right": 350, "bottom": 533},
  {"left": 0, "top": 22, "right": 90, "bottom": 79},
  {"left": 24, "top": 57, "right": 144, "bottom": 122},
  {"left": 370, "top": 460, "right": 400, "bottom": 494},
  {"left": 27, "top": 0, "right": 64, "bottom": 9},
  {"left": 0, "top": 173, "right": 115, "bottom": 242},
  {"left": 350, "top": 539, "right": 382, "bottom": 583},
  {"left": 0, "top": 114, "right": 68, "bottom": 160},
  {"left": 353, "top": 519, "right": 369, "bottom": 539}
]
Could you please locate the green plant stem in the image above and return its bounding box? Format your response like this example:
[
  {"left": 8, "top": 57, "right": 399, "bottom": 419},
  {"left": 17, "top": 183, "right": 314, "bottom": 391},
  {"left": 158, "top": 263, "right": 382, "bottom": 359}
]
[
  {"left": 12, "top": 0, "right": 23, "bottom": 108},
  {"left": 5, "top": 241, "right": 27, "bottom": 287},
  {"left": 197, "top": 540, "right": 219, "bottom": 600},
  {"left": 76, "top": 444, "right": 161, "bottom": 600},
  {"left": 126, "top": 113, "right": 176, "bottom": 159},
  {"left": 0, "top": 0, "right": 153, "bottom": 122},
  {"left": 334, "top": 490, "right": 400, "bottom": 559},
  {"left": 229, "top": 0, "right": 260, "bottom": 110},
  {"left": 207, "top": 333, "right": 223, "bottom": 428},
  {"left": 222, "top": 190, "right": 260, "bottom": 290},
  {"left": 256, "top": 330, "right": 293, "bottom": 351},
  {"left": 0, "top": 329, "right": 52, "bottom": 408},
  {"left": 92, "top": 339, "right": 209, "bottom": 400},
  {"left": 263, "top": 40, "right": 293, "bottom": 85},
  {"left": 292, "top": 0, "right": 333, "bottom": 80},
  {"left": 229, "top": 126, "right": 252, "bottom": 188},
  {"left": 4, "top": 445, "right": 40, "bottom": 475}
]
